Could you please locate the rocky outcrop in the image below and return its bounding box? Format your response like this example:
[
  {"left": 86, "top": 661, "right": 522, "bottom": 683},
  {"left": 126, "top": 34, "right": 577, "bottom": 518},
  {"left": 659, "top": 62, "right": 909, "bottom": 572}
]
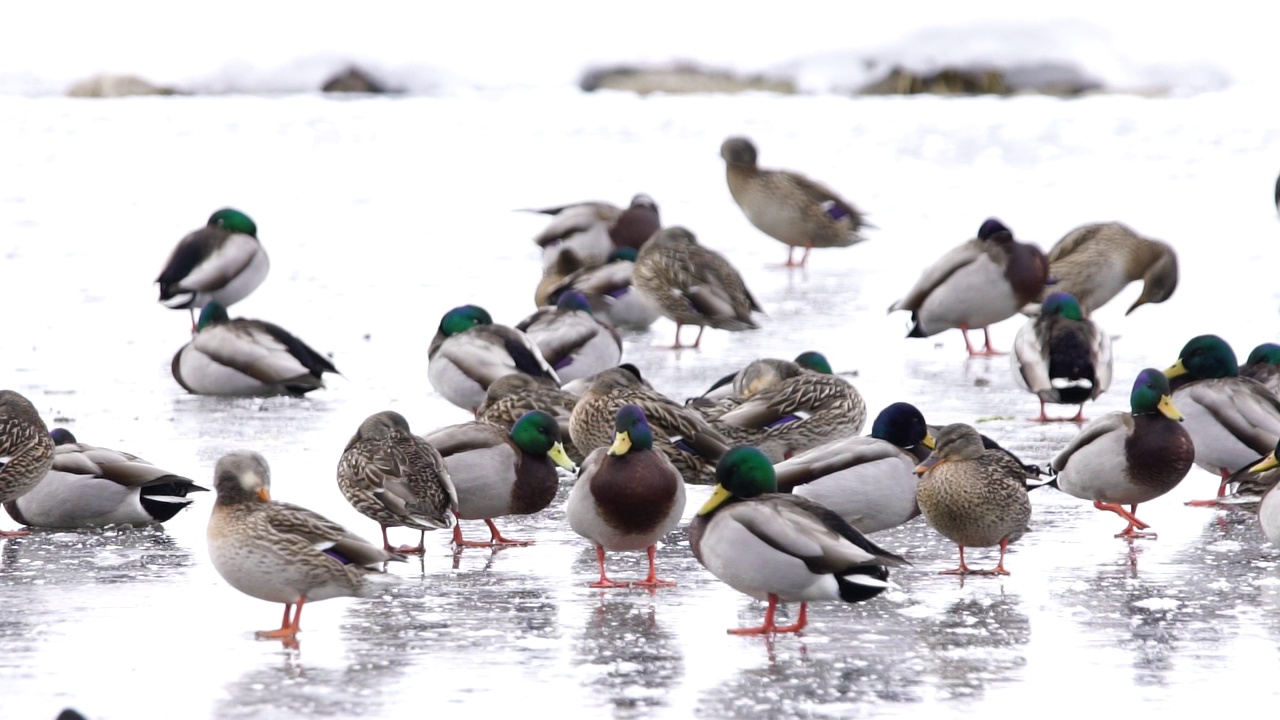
[
  {"left": 67, "top": 74, "right": 178, "bottom": 98},
  {"left": 321, "top": 66, "right": 389, "bottom": 93},
  {"left": 581, "top": 63, "right": 795, "bottom": 95},
  {"left": 859, "top": 62, "right": 1101, "bottom": 97}
]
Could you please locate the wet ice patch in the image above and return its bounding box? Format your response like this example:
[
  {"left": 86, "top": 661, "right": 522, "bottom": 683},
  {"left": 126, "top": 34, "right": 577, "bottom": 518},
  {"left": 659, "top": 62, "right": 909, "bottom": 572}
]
[
  {"left": 1132, "top": 597, "right": 1180, "bottom": 611},
  {"left": 1205, "top": 540, "right": 1243, "bottom": 554}
]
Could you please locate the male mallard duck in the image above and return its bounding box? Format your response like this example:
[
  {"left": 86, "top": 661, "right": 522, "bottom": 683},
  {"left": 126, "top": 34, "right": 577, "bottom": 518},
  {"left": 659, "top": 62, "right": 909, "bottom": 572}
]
[
  {"left": 420, "top": 410, "right": 575, "bottom": 547},
  {"left": 536, "top": 247, "right": 660, "bottom": 331},
  {"left": 689, "top": 446, "right": 907, "bottom": 634},
  {"left": 475, "top": 373, "right": 583, "bottom": 461},
  {"left": 776, "top": 402, "right": 935, "bottom": 534},
  {"left": 1249, "top": 448, "right": 1280, "bottom": 544},
  {"left": 336, "top": 411, "right": 458, "bottom": 554},
  {"left": 889, "top": 218, "right": 1049, "bottom": 356},
  {"left": 171, "top": 301, "right": 338, "bottom": 397},
  {"left": 1028, "top": 222, "right": 1177, "bottom": 315},
  {"left": 515, "top": 291, "right": 623, "bottom": 384},
  {"left": 914, "top": 423, "right": 1032, "bottom": 575},
  {"left": 428, "top": 304, "right": 559, "bottom": 413},
  {"left": 156, "top": 208, "right": 270, "bottom": 324},
  {"left": 720, "top": 136, "right": 869, "bottom": 268},
  {"left": 1242, "top": 343, "right": 1280, "bottom": 394},
  {"left": 0, "top": 391, "right": 56, "bottom": 536},
  {"left": 699, "top": 355, "right": 867, "bottom": 463},
  {"left": 1163, "top": 334, "right": 1280, "bottom": 500},
  {"left": 527, "top": 194, "right": 660, "bottom": 270},
  {"left": 1011, "top": 291, "right": 1113, "bottom": 422},
  {"left": 1048, "top": 369, "right": 1194, "bottom": 538},
  {"left": 568, "top": 405, "right": 687, "bottom": 587},
  {"left": 207, "top": 451, "right": 404, "bottom": 642},
  {"left": 633, "top": 226, "right": 763, "bottom": 349},
  {"left": 4, "top": 428, "right": 206, "bottom": 529},
  {"left": 1209, "top": 437, "right": 1280, "bottom": 510},
  {"left": 569, "top": 366, "right": 729, "bottom": 484}
]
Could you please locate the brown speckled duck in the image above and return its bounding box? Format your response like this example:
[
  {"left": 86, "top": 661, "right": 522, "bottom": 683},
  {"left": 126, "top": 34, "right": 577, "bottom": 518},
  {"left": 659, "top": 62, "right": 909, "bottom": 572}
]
[
  {"left": 720, "top": 136, "right": 868, "bottom": 268},
  {"left": 1049, "top": 369, "right": 1194, "bottom": 538},
  {"left": 1030, "top": 222, "right": 1178, "bottom": 316},
  {"left": 421, "top": 411, "right": 575, "bottom": 547},
  {"left": 475, "top": 373, "right": 583, "bottom": 462},
  {"left": 890, "top": 219, "right": 1049, "bottom": 357},
  {"left": 569, "top": 366, "right": 729, "bottom": 484},
  {"left": 567, "top": 405, "right": 687, "bottom": 588},
  {"left": 0, "top": 390, "right": 55, "bottom": 537},
  {"left": 633, "top": 226, "right": 763, "bottom": 349},
  {"left": 914, "top": 423, "right": 1032, "bottom": 575},
  {"left": 336, "top": 411, "right": 458, "bottom": 555}
]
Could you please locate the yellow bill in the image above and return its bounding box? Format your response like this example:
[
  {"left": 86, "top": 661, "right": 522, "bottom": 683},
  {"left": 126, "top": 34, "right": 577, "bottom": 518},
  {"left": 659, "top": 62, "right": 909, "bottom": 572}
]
[
  {"left": 921, "top": 432, "right": 937, "bottom": 450},
  {"left": 1250, "top": 452, "right": 1279, "bottom": 474},
  {"left": 1157, "top": 394, "right": 1183, "bottom": 421},
  {"left": 697, "top": 484, "right": 733, "bottom": 516},
  {"left": 547, "top": 442, "right": 576, "bottom": 471},
  {"left": 1164, "top": 359, "right": 1188, "bottom": 379},
  {"left": 607, "top": 430, "right": 632, "bottom": 457}
]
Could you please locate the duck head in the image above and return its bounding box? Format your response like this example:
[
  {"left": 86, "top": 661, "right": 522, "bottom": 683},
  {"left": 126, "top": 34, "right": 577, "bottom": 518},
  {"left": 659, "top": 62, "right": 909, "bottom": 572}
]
[
  {"left": 1129, "top": 368, "right": 1182, "bottom": 420},
  {"left": 608, "top": 404, "right": 654, "bottom": 456},
  {"left": 699, "top": 446, "right": 776, "bottom": 516},
  {"left": 207, "top": 207, "right": 257, "bottom": 237},
  {"left": 871, "top": 402, "right": 935, "bottom": 450},
  {"left": 512, "top": 410, "right": 575, "bottom": 471},
  {"left": 1165, "top": 334, "right": 1239, "bottom": 381},
  {"left": 914, "top": 423, "right": 985, "bottom": 474},
  {"left": 438, "top": 305, "right": 494, "bottom": 338}
]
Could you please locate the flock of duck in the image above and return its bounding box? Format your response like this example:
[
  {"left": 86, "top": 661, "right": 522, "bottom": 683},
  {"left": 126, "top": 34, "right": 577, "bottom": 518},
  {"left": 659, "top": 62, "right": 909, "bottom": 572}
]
[{"left": 4, "top": 135, "right": 1280, "bottom": 646}]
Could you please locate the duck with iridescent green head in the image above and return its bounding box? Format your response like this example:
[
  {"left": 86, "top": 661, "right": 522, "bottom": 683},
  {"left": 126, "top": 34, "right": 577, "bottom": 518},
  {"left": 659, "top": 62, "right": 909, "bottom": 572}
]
[
  {"left": 1241, "top": 343, "right": 1280, "bottom": 395},
  {"left": 156, "top": 208, "right": 269, "bottom": 325},
  {"left": 428, "top": 304, "right": 559, "bottom": 413}
]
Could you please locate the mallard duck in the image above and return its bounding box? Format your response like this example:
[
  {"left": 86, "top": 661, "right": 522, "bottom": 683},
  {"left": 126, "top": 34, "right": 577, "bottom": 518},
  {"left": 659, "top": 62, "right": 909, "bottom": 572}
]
[
  {"left": 420, "top": 410, "right": 575, "bottom": 547},
  {"left": 536, "top": 247, "right": 660, "bottom": 331},
  {"left": 1011, "top": 291, "right": 1113, "bottom": 422},
  {"left": 171, "top": 301, "right": 338, "bottom": 397},
  {"left": 889, "top": 218, "right": 1049, "bottom": 356},
  {"left": 4, "top": 428, "right": 207, "bottom": 529},
  {"left": 720, "top": 136, "right": 869, "bottom": 268},
  {"left": 689, "top": 446, "right": 908, "bottom": 634},
  {"left": 567, "top": 405, "right": 687, "bottom": 587},
  {"left": 156, "top": 208, "right": 270, "bottom": 325},
  {"left": 515, "top": 291, "right": 623, "bottom": 384},
  {"left": 1048, "top": 369, "right": 1194, "bottom": 538},
  {"left": 1249, "top": 448, "right": 1280, "bottom": 544},
  {"left": 1164, "top": 334, "right": 1280, "bottom": 500},
  {"left": 475, "top": 372, "right": 583, "bottom": 461},
  {"left": 633, "top": 226, "right": 763, "bottom": 349},
  {"left": 527, "top": 194, "right": 660, "bottom": 270},
  {"left": 776, "top": 402, "right": 935, "bottom": 534},
  {"left": 914, "top": 423, "right": 1032, "bottom": 575},
  {"left": 1029, "top": 222, "right": 1177, "bottom": 315},
  {"left": 569, "top": 366, "right": 729, "bottom": 484},
  {"left": 428, "top": 304, "right": 559, "bottom": 413},
  {"left": 207, "top": 451, "right": 404, "bottom": 642},
  {"left": 1242, "top": 343, "right": 1280, "bottom": 394},
  {"left": 698, "top": 355, "right": 867, "bottom": 463},
  {"left": 1209, "top": 437, "right": 1280, "bottom": 510},
  {"left": 336, "top": 411, "right": 458, "bottom": 554},
  {"left": 0, "top": 391, "right": 56, "bottom": 536},
  {"left": 691, "top": 351, "right": 831, "bottom": 404}
]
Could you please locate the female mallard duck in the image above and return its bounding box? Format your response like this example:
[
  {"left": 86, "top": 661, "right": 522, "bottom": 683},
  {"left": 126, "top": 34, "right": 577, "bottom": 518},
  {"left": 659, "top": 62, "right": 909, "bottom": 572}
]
[
  {"left": 699, "top": 355, "right": 868, "bottom": 463},
  {"left": 515, "top": 291, "right": 623, "bottom": 384},
  {"left": 1249, "top": 448, "right": 1280, "bottom": 544},
  {"left": 776, "top": 402, "right": 935, "bottom": 534},
  {"left": 633, "top": 226, "right": 763, "bottom": 349},
  {"left": 171, "top": 301, "right": 338, "bottom": 397},
  {"left": 336, "top": 411, "right": 458, "bottom": 555},
  {"left": 1011, "top": 291, "right": 1113, "bottom": 422},
  {"left": 4, "top": 428, "right": 207, "bottom": 529},
  {"left": 1241, "top": 343, "right": 1280, "bottom": 394},
  {"left": 156, "top": 208, "right": 270, "bottom": 325},
  {"left": 428, "top": 304, "right": 559, "bottom": 413},
  {"left": 528, "top": 194, "right": 660, "bottom": 270},
  {"left": 692, "top": 351, "right": 831, "bottom": 404},
  {"left": 0, "top": 391, "right": 56, "bottom": 536},
  {"left": 420, "top": 410, "right": 575, "bottom": 547},
  {"left": 1029, "top": 222, "right": 1177, "bottom": 316},
  {"left": 914, "top": 423, "right": 1032, "bottom": 575},
  {"left": 1048, "top": 369, "right": 1194, "bottom": 538},
  {"left": 476, "top": 372, "right": 583, "bottom": 461},
  {"left": 536, "top": 247, "right": 660, "bottom": 331},
  {"left": 720, "top": 136, "right": 869, "bottom": 268},
  {"left": 1163, "top": 334, "right": 1280, "bottom": 501},
  {"left": 207, "top": 451, "right": 404, "bottom": 642},
  {"left": 889, "top": 218, "right": 1050, "bottom": 356},
  {"left": 690, "top": 446, "right": 907, "bottom": 634},
  {"left": 567, "top": 405, "right": 687, "bottom": 587},
  {"left": 569, "top": 366, "right": 729, "bottom": 484}
]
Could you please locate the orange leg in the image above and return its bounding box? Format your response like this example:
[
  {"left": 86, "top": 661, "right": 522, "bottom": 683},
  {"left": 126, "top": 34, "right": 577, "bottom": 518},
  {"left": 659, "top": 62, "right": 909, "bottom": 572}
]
[
  {"left": 988, "top": 537, "right": 1013, "bottom": 575},
  {"left": 257, "top": 598, "right": 304, "bottom": 639},
  {"left": 452, "top": 516, "right": 533, "bottom": 548},
  {"left": 729, "top": 595, "right": 781, "bottom": 635},
  {"left": 772, "top": 602, "right": 809, "bottom": 633},
  {"left": 940, "top": 545, "right": 976, "bottom": 575},
  {"left": 0, "top": 529, "right": 30, "bottom": 538},
  {"left": 588, "top": 545, "right": 630, "bottom": 589},
  {"left": 1094, "top": 501, "right": 1157, "bottom": 538},
  {"left": 631, "top": 545, "right": 676, "bottom": 588},
  {"left": 1186, "top": 470, "right": 1233, "bottom": 507}
]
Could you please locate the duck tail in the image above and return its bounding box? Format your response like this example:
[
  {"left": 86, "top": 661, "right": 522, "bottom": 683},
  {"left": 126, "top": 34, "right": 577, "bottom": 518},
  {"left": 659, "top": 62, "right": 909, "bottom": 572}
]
[{"left": 836, "top": 566, "right": 894, "bottom": 602}]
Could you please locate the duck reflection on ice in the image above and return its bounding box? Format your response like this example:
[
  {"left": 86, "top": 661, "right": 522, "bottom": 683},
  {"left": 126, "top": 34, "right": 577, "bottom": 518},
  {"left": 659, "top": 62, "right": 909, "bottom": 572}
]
[{"left": 575, "top": 594, "right": 683, "bottom": 716}]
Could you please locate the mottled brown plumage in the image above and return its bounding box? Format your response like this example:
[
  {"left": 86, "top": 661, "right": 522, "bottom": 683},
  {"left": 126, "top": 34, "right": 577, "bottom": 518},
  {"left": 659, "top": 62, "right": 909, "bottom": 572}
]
[
  {"left": 0, "top": 391, "right": 54, "bottom": 535},
  {"left": 1034, "top": 222, "right": 1178, "bottom": 315},
  {"left": 476, "top": 373, "right": 583, "bottom": 462}
]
